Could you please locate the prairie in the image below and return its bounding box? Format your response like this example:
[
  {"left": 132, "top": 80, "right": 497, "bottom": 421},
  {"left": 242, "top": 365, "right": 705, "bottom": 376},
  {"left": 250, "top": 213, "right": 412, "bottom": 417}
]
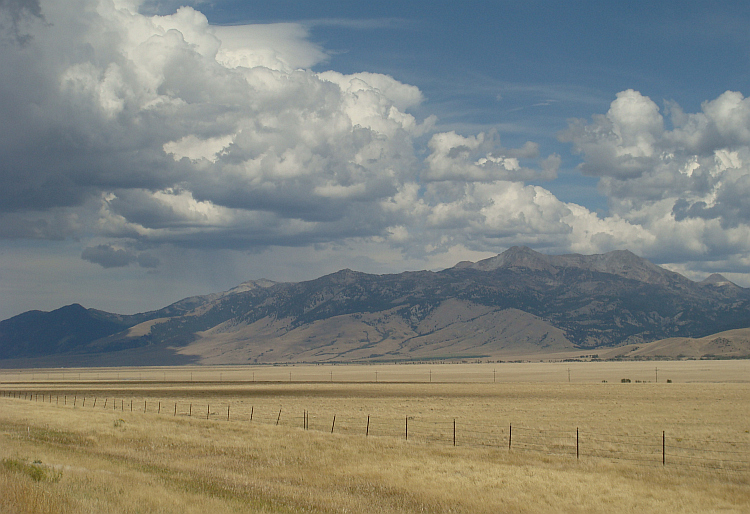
[{"left": 1, "top": 361, "right": 749, "bottom": 513}]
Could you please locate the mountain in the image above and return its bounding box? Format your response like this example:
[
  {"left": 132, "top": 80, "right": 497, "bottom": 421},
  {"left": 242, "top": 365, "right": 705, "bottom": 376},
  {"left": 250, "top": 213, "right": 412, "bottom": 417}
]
[
  {"left": 1, "top": 247, "right": 749, "bottom": 366},
  {"left": 604, "top": 328, "right": 750, "bottom": 360},
  {"left": 0, "top": 304, "right": 129, "bottom": 359}
]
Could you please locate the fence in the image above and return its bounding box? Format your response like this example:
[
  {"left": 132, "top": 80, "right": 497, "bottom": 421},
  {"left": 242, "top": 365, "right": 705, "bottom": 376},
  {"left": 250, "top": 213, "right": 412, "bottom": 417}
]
[{"left": 3, "top": 389, "right": 749, "bottom": 473}]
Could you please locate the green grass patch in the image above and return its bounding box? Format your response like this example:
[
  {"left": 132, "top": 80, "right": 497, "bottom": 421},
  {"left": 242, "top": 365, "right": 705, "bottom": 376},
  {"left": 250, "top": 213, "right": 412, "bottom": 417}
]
[{"left": 2, "top": 458, "right": 62, "bottom": 483}]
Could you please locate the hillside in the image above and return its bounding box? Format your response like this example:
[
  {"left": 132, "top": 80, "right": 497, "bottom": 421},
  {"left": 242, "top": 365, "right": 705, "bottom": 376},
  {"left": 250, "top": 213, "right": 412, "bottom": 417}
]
[
  {"left": 605, "top": 328, "right": 750, "bottom": 360},
  {"left": 1, "top": 247, "right": 749, "bottom": 366}
]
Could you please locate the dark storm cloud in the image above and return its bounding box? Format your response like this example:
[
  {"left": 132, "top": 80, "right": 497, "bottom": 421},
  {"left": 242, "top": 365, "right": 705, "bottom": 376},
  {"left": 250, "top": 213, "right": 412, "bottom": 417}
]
[
  {"left": 0, "top": 0, "right": 43, "bottom": 44},
  {"left": 81, "top": 244, "right": 136, "bottom": 268}
]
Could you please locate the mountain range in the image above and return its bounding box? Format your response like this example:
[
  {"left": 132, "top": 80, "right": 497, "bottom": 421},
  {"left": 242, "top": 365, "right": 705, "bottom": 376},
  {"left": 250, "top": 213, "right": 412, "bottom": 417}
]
[{"left": 1, "top": 246, "right": 749, "bottom": 366}]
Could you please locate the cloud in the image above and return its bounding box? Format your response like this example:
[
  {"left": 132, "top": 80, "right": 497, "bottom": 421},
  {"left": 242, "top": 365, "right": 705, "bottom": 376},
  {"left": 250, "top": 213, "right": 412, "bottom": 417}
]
[
  {"left": 0, "top": 0, "right": 43, "bottom": 44},
  {"left": 560, "top": 89, "right": 750, "bottom": 268},
  {"left": 81, "top": 244, "right": 137, "bottom": 268},
  {"left": 81, "top": 243, "right": 160, "bottom": 269},
  {"left": 560, "top": 89, "right": 664, "bottom": 180},
  {"left": 422, "top": 131, "right": 558, "bottom": 183},
  {"left": 3, "top": 0, "right": 750, "bottom": 288}
]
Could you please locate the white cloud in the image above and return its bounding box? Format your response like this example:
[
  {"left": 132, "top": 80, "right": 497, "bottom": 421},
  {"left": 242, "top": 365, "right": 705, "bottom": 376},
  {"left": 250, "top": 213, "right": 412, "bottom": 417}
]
[
  {"left": 422, "top": 131, "right": 558, "bottom": 183},
  {"left": 2, "top": 0, "right": 750, "bottom": 297},
  {"left": 214, "top": 23, "right": 328, "bottom": 72},
  {"left": 561, "top": 89, "right": 750, "bottom": 271}
]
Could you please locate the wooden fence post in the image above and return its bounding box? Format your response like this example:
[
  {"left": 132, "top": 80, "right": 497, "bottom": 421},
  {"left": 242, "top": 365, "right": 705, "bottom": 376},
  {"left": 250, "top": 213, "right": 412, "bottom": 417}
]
[
  {"left": 207, "top": 404, "right": 210, "bottom": 420},
  {"left": 104, "top": 398, "right": 107, "bottom": 409},
  {"left": 509, "top": 424, "right": 512, "bottom": 451},
  {"left": 662, "top": 431, "right": 665, "bottom": 466},
  {"left": 227, "top": 404, "right": 230, "bottom": 422},
  {"left": 405, "top": 416, "right": 408, "bottom": 441},
  {"left": 576, "top": 428, "right": 579, "bottom": 459},
  {"left": 189, "top": 404, "right": 192, "bottom": 416},
  {"left": 276, "top": 407, "right": 282, "bottom": 425},
  {"left": 366, "top": 415, "right": 370, "bottom": 437},
  {"left": 331, "top": 415, "right": 336, "bottom": 434},
  {"left": 250, "top": 406, "right": 253, "bottom": 421},
  {"left": 158, "top": 401, "right": 161, "bottom": 414},
  {"left": 453, "top": 419, "right": 456, "bottom": 447}
]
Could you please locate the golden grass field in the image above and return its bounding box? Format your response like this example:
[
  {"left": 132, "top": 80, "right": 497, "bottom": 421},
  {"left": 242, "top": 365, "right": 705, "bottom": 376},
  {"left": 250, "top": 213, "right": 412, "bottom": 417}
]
[{"left": 1, "top": 361, "right": 749, "bottom": 513}]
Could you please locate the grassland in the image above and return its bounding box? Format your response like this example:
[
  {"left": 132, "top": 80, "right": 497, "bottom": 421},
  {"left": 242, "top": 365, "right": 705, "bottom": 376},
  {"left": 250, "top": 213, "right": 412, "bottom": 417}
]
[{"left": 1, "top": 361, "right": 749, "bottom": 513}]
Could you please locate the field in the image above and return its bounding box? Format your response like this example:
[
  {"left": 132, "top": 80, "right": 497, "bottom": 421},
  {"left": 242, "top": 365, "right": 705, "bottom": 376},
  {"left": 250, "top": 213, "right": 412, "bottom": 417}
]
[{"left": 1, "top": 361, "right": 749, "bottom": 513}]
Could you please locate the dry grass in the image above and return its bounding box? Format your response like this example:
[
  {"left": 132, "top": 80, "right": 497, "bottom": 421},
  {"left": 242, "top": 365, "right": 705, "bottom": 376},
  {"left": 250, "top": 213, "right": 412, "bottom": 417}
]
[{"left": 1, "top": 361, "right": 749, "bottom": 513}]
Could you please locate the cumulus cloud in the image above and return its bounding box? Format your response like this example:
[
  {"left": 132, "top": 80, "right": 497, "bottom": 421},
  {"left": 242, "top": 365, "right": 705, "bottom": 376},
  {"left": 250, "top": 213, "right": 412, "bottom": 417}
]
[
  {"left": 3, "top": 0, "right": 750, "bottom": 287},
  {"left": 81, "top": 243, "right": 159, "bottom": 269},
  {"left": 81, "top": 244, "right": 137, "bottom": 268},
  {"left": 561, "top": 89, "right": 750, "bottom": 270},
  {"left": 423, "top": 131, "right": 558, "bottom": 183},
  {"left": 0, "top": 0, "right": 43, "bottom": 44},
  {"left": 560, "top": 89, "right": 664, "bottom": 180}
]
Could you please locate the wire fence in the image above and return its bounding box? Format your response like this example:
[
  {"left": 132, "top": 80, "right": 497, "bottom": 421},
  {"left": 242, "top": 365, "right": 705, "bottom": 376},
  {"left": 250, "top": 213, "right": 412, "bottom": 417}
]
[{"left": 3, "top": 389, "right": 749, "bottom": 473}]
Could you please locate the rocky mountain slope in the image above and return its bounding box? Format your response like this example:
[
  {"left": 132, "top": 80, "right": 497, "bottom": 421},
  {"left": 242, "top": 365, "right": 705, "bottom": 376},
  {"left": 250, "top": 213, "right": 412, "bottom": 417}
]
[{"left": 1, "top": 247, "right": 749, "bottom": 365}]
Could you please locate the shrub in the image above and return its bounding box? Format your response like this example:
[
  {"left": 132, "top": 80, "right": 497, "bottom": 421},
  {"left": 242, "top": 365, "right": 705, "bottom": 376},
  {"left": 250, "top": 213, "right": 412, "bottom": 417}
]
[
  {"left": 1, "top": 458, "right": 61, "bottom": 483},
  {"left": 621, "top": 378, "right": 631, "bottom": 383}
]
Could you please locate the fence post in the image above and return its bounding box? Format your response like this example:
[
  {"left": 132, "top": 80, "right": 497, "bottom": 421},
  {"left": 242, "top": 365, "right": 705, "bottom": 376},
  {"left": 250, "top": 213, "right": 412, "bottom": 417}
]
[
  {"left": 174, "top": 403, "right": 177, "bottom": 416},
  {"left": 405, "top": 416, "right": 408, "bottom": 441},
  {"left": 331, "top": 415, "right": 336, "bottom": 434},
  {"left": 104, "top": 398, "right": 107, "bottom": 409},
  {"left": 453, "top": 419, "right": 456, "bottom": 447},
  {"left": 83, "top": 397, "right": 86, "bottom": 407},
  {"left": 207, "top": 404, "right": 210, "bottom": 420},
  {"left": 158, "top": 401, "right": 161, "bottom": 414},
  {"left": 250, "top": 406, "right": 253, "bottom": 421},
  {"left": 276, "top": 407, "right": 282, "bottom": 425},
  {"left": 144, "top": 400, "right": 147, "bottom": 413},
  {"left": 509, "top": 424, "right": 512, "bottom": 451},
  {"left": 662, "top": 431, "right": 665, "bottom": 466},
  {"left": 227, "top": 404, "right": 230, "bottom": 422},
  {"left": 366, "top": 415, "right": 370, "bottom": 436},
  {"left": 93, "top": 398, "right": 96, "bottom": 408},
  {"left": 189, "top": 404, "right": 192, "bottom": 416},
  {"left": 576, "top": 428, "right": 579, "bottom": 459}
]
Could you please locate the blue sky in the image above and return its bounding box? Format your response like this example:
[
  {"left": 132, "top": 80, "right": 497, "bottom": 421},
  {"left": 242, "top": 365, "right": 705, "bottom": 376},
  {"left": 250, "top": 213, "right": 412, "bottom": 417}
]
[{"left": 1, "top": 0, "right": 750, "bottom": 319}]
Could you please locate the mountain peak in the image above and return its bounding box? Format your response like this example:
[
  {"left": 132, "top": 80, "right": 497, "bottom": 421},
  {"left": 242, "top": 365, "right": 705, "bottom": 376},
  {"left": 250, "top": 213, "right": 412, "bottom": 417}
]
[
  {"left": 455, "top": 247, "right": 686, "bottom": 285},
  {"left": 699, "top": 273, "right": 738, "bottom": 287},
  {"left": 461, "top": 246, "right": 556, "bottom": 272},
  {"left": 223, "top": 279, "right": 279, "bottom": 296}
]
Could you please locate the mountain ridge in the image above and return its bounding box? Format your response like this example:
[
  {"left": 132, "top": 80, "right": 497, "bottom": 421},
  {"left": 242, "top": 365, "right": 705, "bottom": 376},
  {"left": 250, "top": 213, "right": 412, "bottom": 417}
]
[{"left": 1, "top": 247, "right": 748, "bottom": 366}]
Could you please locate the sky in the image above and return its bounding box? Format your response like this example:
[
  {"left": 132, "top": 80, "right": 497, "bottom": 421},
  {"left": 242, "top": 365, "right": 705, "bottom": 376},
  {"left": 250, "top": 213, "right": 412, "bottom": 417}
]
[{"left": 2, "top": 0, "right": 750, "bottom": 319}]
